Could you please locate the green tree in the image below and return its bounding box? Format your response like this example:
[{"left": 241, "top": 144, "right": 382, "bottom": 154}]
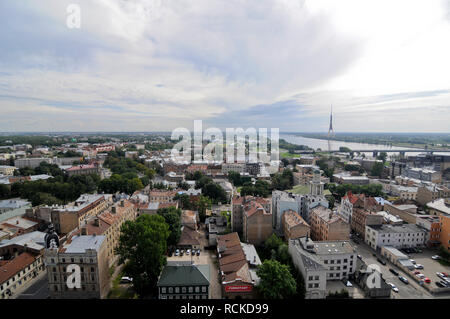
[
  {"left": 256, "top": 259, "right": 297, "bottom": 299},
  {"left": 196, "top": 195, "right": 212, "bottom": 222},
  {"left": 371, "top": 161, "right": 384, "bottom": 177},
  {"left": 115, "top": 214, "right": 170, "bottom": 297},
  {"left": 377, "top": 152, "right": 388, "bottom": 163},
  {"left": 202, "top": 182, "right": 228, "bottom": 204},
  {"left": 157, "top": 207, "right": 182, "bottom": 247}
]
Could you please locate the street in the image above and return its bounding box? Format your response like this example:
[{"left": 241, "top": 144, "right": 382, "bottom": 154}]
[
  {"left": 16, "top": 273, "right": 49, "bottom": 299},
  {"left": 351, "top": 239, "right": 434, "bottom": 299}
]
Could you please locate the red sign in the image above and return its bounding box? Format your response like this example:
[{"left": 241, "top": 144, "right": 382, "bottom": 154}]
[{"left": 225, "top": 285, "right": 253, "bottom": 292}]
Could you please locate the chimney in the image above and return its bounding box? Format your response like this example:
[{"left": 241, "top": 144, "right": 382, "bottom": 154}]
[
  {"left": 94, "top": 218, "right": 99, "bottom": 227},
  {"left": 120, "top": 200, "right": 125, "bottom": 207},
  {"left": 81, "top": 227, "right": 88, "bottom": 235},
  {"left": 112, "top": 206, "right": 116, "bottom": 214}
]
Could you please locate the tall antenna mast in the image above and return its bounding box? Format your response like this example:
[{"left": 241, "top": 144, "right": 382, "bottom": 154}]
[{"left": 328, "top": 104, "right": 335, "bottom": 137}]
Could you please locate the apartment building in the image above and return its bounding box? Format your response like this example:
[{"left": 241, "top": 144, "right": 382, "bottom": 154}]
[
  {"left": 0, "top": 231, "right": 47, "bottom": 299},
  {"left": 384, "top": 203, "right": 418, "bottom": 224},
  {"left": 282, "top": 210, "right": 310, "bottom": 240},
  {"left": 404, "top": 167, "right": 441, "bottom": 183},
  {"left": 221, "top": 163, "right": 245, "bottom": 175},
  {"left": 0, "top": 252, "right": 45, "bottom": 299},
  {"left": 242, "top": 200, "right": 272, "bottom": 245},
  {"left": 66, "top": 163, "right": 100, "bottom": 177},
  {"left": 148, "top": 190, "right": 178, "bottom": 204},
  {"left": 14, "top": 158, "right": 52, "bottom": 169},
  {"left": 231, "top": 195, "right": 270, "bottom": 235},
  {"left": 417, "top": 185, "right": 450, "bottom": 206},
  {"left": 415, "top": 215, "right": 441, "bottom": 247},
  {"left": 77, "top": 200, "right": 136, "bottom": 266},
  {"left": 271, "top": 190, "right": 328, "bottom": 234},
  {"left": 440, "top": 214, "right": 450, "bottom": 252},
  {"left": 0, "top": 165, "right": 17, "bottom": 176},
  {"left": 289, "top": 237, "right": 357, "bottom": 298},
  {"left": 0, "top": 216, "right": 39, "bottom": 239},
  {"left": 351, "top": 209, "right": 384, "bottom": 237},
  {"left": 51, "top": 194, "right": 109, "bottom": 235},
  {"left": 365, "top": 224, "right": 427, "bottom": 251},
  {"left": 157, "top": 261, "right": 210, "bottom": 299},
  {"left": 426, "top": 198, "right": 450, "bottom": 217},
  {"left": 309, "top": 206, "right": 350, "bottom": 241},
  {"left": 45, "top": 234, "right": 110, "bottom": 299}
]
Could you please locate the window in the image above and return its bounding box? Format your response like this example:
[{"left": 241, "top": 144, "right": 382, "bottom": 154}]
[
  {"left": 161, "top": 287, "right": 166, "bottom": 293},
  {"left": 195, "top": 287, "right": 200, "bottom": 293},
  {"left": 202, "top": 286, "right": 206, "bottom": 292}
]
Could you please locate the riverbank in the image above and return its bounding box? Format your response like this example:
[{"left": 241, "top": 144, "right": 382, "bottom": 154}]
[{"left": 285, "top": 133, "right": 450, "bottom": 151}]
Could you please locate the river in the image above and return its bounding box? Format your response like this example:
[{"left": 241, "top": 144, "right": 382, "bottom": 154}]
[{"left": 280, "top": 134, "right": 428, "bottom": 157}]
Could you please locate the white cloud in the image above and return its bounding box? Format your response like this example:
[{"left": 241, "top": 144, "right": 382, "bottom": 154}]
[{"left": 0, "top": 0, "right": 449, "bottom": 132}]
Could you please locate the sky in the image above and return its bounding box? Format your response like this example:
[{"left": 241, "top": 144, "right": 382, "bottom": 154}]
[{"left": 0, "top": 0, "right": 449, "bottom": 133}]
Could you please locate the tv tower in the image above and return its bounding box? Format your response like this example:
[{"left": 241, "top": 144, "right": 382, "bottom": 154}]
[{"left": 328, "top": 104, "right": 335, "bottom": 137}]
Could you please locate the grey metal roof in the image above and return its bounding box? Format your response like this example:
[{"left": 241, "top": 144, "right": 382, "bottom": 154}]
[
  {"left": 64, "top": 235, "right": 105, "bottom": 253},
  {"left": 157, "top": 263, "right": 210, "bottom": 287}
]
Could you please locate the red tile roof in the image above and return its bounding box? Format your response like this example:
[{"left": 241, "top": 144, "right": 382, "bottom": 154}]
[{"left": 0, "top": 252, "right": 38, "bottom": 284}]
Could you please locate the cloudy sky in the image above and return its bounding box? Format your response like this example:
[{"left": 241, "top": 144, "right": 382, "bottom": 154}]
[{"left": 0, "top": 0, "right": 449, "bottom": 132}]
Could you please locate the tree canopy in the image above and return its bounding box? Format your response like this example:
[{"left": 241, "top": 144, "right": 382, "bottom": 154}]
[
  {"left": 256, "top": 259, "right": 297, "bottom": 299},
  {"left": 115, "top": 214, "right": 170, "bottom": 297}
]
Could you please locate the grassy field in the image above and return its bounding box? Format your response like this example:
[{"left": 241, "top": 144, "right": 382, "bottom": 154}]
[{"left": 280, "top": 149, "right": 302, "bottom": 158}]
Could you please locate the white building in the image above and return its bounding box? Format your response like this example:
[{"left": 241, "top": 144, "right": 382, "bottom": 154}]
[
  {"left": 0, "top": 166, "right": 17, "bottom": 176},
  {"left": 289, "top": 237, "right": 357, "bottom": 299},
  {"left": 365, "top": 224, "right": 427, "bottom": 251},
  {"left": 271, "top": 190, "right": 328, "bottom": 234},
  {"left": 338, "top": 196, "right": 353, "bottom": 224}
]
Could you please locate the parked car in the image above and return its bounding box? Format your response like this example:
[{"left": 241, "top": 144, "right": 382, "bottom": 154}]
[
  {"left": 357, "top": 255, "right": 363, "bottom": 260},
  {"left": 424, "top": 277, "right": 431, "bottom": 283},
  {"left": 398, "top": 276, "right": 409, "bottom": 284},
  {"left": 389, "top": 268, "right": 399, "bottom": 276},
  {"left": 431, "top": 255, "right": 441, "bottom": 260},
  {"left": 387, "top": 282, "right": 399, "bottom": 293},
  {"left": 442, "top": 272, "right": 449, "bottom": 277},
  {"left": 120, "top": 277, "right": 133, "bottom": 284},
  {"left": 413, "top": 270, "right": 421, "bottom": 275},
  {"left": 377, "top": 258, "right": 387, "bottom": 265},
  {"left": 409, "top": 259, "right": 416, "bottom": 265},
  {"left": 196, "top": 249, "right": 201, "bottom": 256},
  {"left": 414, "top": 264, "right": 424, "bottom": 269},
  {"left": 436, "top": 272, "right": 445, "bottom": 279},
  {"left": 186, "top": 249, "right": 191, "bottom": 255},
  {"left": 436, "top": 281, "right": 445, "bottom": 288},
  {"left": 416, "top": 274, "right": 425, "bottom": 279},
  {"left": 175, "top": 249, "right": 180, "bottom": 256}
]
